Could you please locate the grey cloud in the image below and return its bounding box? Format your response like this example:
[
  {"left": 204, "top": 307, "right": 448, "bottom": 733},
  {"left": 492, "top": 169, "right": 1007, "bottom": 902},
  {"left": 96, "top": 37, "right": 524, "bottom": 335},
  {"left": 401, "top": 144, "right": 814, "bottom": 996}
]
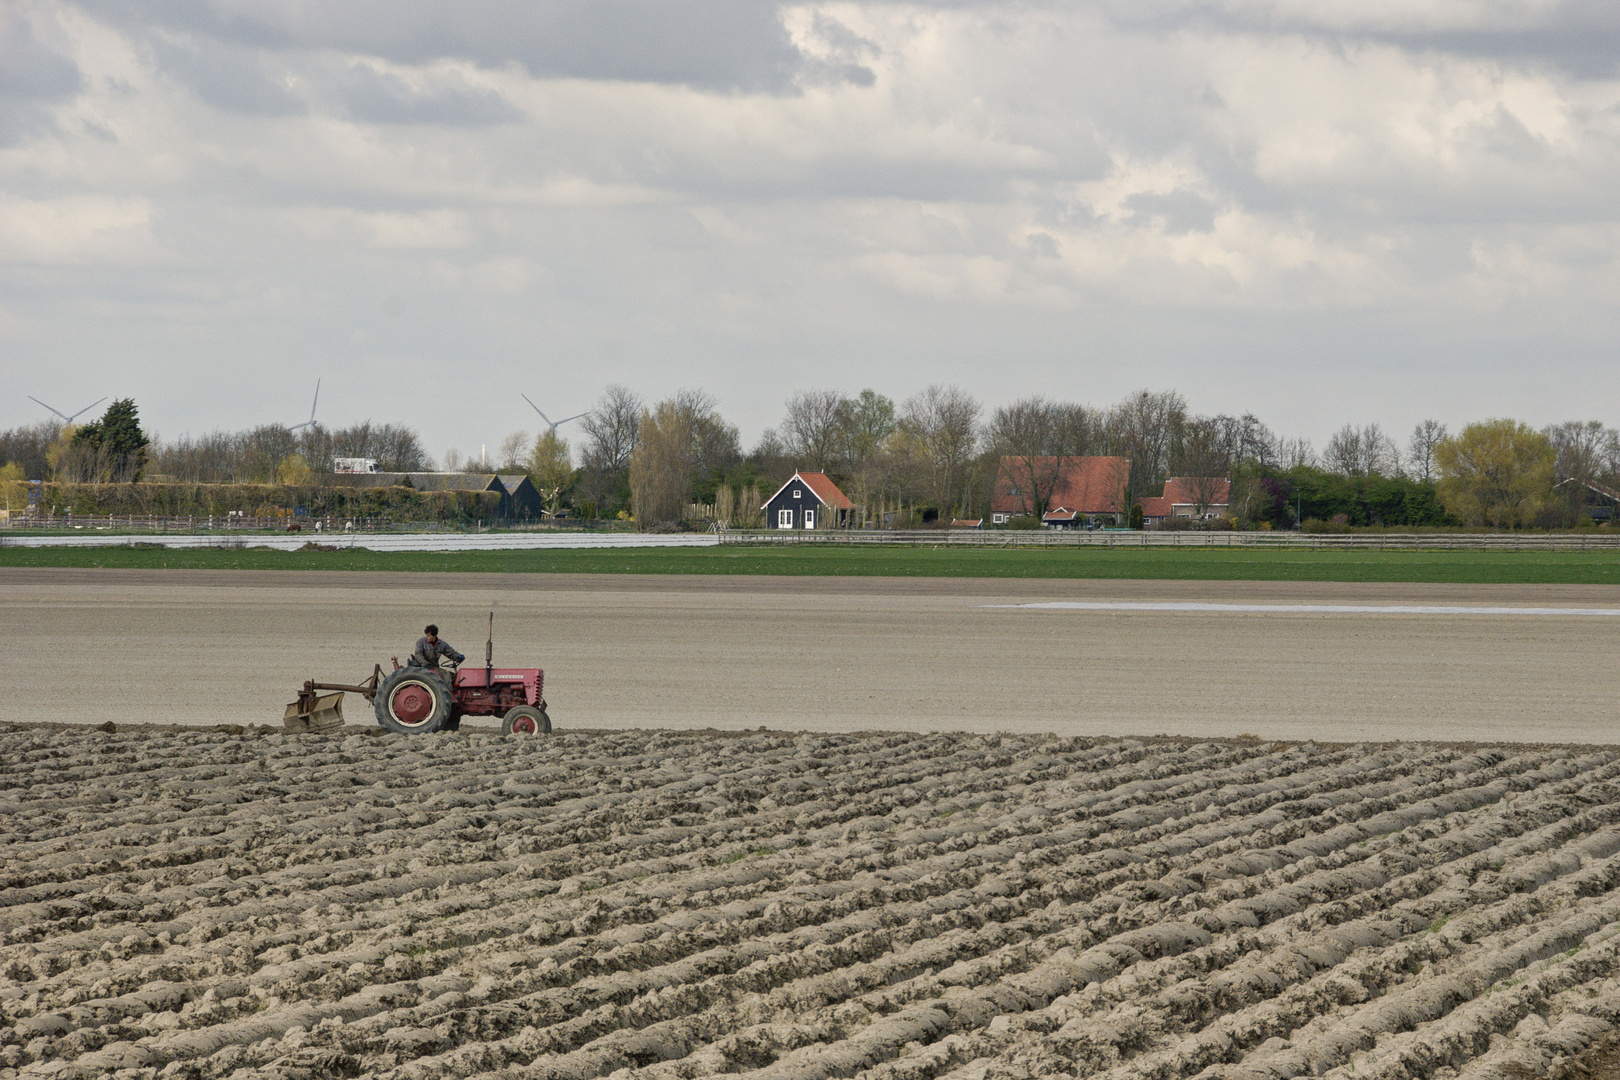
[
  {"left": 800, "top": 12, "right": 877, "bottom": 87},
  {"left": 329, "top": 65, "right": 521, "bottom": 125},
  {"left": 0, "top": 12, "right": 82, "bottom": 145},
  {"left": 1095, "top": 0, "right": 1620, "bottom": 78},
  {"left": 72, "top": 0, "right": 808, "bottom": 92},
  {"left": 1123, "top": 190, "right": 1219, "bottom": 233},
  {"left": 149, "top": 33, "right": 305, "bottom": 115}
]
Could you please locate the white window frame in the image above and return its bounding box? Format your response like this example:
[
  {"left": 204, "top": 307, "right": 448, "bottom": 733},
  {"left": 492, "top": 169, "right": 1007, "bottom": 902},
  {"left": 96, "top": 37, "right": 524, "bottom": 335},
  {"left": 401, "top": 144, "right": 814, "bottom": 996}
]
[
  {"left": 777, "top": 508, "right": 793, "bottom": 528},
  {"left": 803, "top": 509, "right": 815, "bottom": 529},
  {"left": 992, "top": 513, "right": 1008, "bottom": 524},
  {"left": 793, "top": 489, "right": 801, "bottom": 498}
]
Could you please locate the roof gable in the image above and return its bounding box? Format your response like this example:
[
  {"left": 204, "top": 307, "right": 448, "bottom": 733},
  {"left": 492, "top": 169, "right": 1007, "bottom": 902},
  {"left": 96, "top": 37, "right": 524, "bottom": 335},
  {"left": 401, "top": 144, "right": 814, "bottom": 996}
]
[{"left": 496, "top": 474, "right": 537, "bottom": 494}]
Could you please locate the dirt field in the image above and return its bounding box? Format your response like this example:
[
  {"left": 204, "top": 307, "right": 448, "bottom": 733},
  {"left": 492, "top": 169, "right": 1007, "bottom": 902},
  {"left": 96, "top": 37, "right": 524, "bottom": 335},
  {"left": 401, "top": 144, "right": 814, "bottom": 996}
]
[
  {"left": 4, "top": 568, "right": 1620, "bottom": 742},
  {"left": 5, "top": 727, "right": 1620, "bottom": 1080}
]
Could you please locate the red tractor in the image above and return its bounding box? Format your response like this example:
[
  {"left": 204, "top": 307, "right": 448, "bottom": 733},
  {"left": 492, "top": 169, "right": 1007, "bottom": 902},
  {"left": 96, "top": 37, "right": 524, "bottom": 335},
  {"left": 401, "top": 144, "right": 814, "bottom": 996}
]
[{"left": 286, "top": 614, "right": 551, "bottom": 736}]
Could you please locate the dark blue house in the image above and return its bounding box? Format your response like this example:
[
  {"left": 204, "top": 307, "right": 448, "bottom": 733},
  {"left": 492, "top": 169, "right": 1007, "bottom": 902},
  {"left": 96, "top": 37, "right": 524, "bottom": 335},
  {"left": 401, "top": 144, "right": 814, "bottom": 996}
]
[{"left": 762, "top": 471, "right": 855, "bottom": 529}]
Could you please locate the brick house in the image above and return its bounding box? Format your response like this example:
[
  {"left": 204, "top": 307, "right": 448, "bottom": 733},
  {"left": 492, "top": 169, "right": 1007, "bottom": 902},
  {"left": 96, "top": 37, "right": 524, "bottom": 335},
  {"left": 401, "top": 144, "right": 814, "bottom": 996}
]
[
  {"left": 990, "top": 456, "right": 1132, "bottom": 527},
  {"left": 1138, "top": 477, "right": 1232, "bottom": 526}
]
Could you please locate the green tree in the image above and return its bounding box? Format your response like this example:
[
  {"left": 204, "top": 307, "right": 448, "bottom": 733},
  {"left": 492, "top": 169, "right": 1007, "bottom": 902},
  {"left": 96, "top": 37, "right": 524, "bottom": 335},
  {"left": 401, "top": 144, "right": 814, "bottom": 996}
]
[
  {"left": 844, "top": 389, "right": 897, "bottom": 463},
  {"left": 71, "top": 398, "right": 149, "bottom": 481},
  {"left": 0, "top": 462, "right": 25, "bottom": 517},
  {"left": 1435, "top": 419, "right": 1555, "bottom": 527},
  {"left": 275, "top": 453, "right": 313, "bottom": 486},
  {"left": 527, "top": 431, "right": 574, "bottom": 515}
]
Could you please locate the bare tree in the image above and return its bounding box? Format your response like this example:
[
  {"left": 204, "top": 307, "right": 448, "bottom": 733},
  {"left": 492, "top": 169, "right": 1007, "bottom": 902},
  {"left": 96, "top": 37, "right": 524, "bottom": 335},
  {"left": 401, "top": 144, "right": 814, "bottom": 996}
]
[
  {"left": 1407, "top": 420, "right": 1448, "bottom": 483},
  {"left": 900, "top": 384, "right": 981, "bottom": 516},
  {"left": 1215, "top": 413, "right": 1278, "bottom": 468},
  {"left": 779, "top": 389, "right": 847, "bottom": 472},
  {"left": 987, "top": 397, "right": 1070, "bottom": 518},
  {"left": 0, "top": 421, "right": 61, "bottom": 480},
  {"left": 1275, "top": 436, "right": 1317, "bottom": 469},
  {"left": 749, "top": 428, "right": 794, "bottom": 489},
  {"left": 1323, "top": 423, "right": 1400, "bottom": 477},
  {"left": 580, "top": 385, "right": 642, "bottom": 474},
  {"left": 1545, "top": 420, "right": 1620, "bottom": 522},
  {"left": 578, "top": 385, "right": 642, "bottom": 515},
  {"left": 1175, "top": 416, "right": 1235, "bottom": 515},
  {"left": 1105, "top": 389, "right": 1187, "bottom": 496},
  {"left": 496, "top": 431, "right": 530, "bottom": 471}
]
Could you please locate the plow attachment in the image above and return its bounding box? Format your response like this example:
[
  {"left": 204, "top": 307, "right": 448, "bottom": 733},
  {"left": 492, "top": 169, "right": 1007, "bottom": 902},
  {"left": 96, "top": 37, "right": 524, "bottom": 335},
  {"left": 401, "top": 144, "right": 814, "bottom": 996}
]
[
  {"left": 283, "top": 668, "right": 380, "bottom": 733},
  {"left": 284, "top": 692, "right": 346, "bottom": 733}
]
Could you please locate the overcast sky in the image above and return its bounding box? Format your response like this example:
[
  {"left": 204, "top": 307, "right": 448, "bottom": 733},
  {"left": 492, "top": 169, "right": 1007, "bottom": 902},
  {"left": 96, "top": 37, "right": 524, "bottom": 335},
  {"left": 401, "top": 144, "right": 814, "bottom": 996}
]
[{"left": 2, "top": 0, "right": 1617, "bottom": 461}]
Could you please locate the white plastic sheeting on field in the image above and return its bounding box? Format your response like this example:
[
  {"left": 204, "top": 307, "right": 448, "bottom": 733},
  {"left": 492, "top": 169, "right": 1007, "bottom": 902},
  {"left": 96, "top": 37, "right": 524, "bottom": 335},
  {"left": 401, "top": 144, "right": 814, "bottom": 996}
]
[
  {"left": 992, "top": 600, "right": 1620, "bottom": 617},
  {"left": 2, "top": 531, "right": 721, "bottom": 552}
]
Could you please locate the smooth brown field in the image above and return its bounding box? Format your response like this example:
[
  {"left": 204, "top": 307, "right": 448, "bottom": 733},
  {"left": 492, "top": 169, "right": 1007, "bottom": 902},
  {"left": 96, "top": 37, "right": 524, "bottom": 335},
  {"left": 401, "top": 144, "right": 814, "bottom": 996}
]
[{"left": 4, "top": 568, "right": 1619, "bottom": 743}]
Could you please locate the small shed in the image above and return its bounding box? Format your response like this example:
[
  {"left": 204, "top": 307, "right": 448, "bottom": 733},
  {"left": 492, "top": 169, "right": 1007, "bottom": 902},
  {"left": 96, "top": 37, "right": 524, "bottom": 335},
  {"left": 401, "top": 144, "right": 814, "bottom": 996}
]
[{"left": 762, "top": 471, "right": 855, "bottom": 529}]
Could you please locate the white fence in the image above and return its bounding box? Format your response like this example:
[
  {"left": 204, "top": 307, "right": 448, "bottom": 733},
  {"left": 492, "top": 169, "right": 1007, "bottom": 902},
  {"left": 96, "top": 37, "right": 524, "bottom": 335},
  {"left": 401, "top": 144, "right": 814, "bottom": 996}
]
[{"left": 716, "top": 529, "right": 1620, "bottom": 551}]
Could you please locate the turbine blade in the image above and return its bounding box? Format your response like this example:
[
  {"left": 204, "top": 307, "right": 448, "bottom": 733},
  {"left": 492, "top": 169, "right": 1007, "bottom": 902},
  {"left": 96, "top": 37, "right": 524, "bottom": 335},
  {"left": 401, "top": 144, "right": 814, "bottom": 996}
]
[
  {"left": 67, "top": 397, "right": 107, "bottom": 422},
  {"left": 309, "top": 379, "right": 320, "bottom": 423},
  {"left": 28, "top": 396, "right": 71, "bottom": 421},
  {"left": 521, "top": 394, "right": 551, "bottom": 425}
]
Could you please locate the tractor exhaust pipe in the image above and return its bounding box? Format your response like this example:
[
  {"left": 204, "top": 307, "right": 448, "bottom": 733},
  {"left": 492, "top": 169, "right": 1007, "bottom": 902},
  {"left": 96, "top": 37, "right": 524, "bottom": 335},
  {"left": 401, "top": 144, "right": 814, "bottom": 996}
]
[{"left": 486, "top": 611, "right": 494, "bottom": 693}]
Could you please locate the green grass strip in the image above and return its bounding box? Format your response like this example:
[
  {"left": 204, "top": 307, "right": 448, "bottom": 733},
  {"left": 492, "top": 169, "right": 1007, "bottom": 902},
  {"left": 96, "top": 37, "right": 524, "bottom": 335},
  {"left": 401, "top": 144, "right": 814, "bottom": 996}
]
[{"left": 5, "top": 543, "right": 1620, "bottom": 583}]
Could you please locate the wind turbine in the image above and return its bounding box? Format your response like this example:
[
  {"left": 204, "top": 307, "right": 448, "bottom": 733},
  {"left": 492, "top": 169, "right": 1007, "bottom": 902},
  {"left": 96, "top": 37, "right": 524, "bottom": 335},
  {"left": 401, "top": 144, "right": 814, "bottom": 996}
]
[
  {"left": 521, "top": 394, "right": 587, "bottom": 435},
  {"left": 29, "top": 396, "right": 106, "bottom": 424},
  {"left": 288, "top": 380, "right": 321, "bottom": 432}
]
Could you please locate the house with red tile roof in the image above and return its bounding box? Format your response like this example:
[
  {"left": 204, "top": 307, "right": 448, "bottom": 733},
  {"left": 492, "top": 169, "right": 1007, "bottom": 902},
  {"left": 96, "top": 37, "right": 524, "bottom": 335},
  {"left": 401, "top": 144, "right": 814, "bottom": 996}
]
[
  {"left": 1139, "top": 477, "right": 1232, "bottom": 525},
  {"left": 990, "top": 456, "right": 1132, "bottom": 527},
  {"left": 762, "top": 471, "right": 856, "bottom": 529}
]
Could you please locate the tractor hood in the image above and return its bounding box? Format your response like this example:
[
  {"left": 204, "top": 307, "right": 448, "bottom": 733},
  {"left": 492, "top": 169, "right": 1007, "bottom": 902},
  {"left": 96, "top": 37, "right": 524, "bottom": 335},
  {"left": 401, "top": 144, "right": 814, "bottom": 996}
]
[{"left": 453, "top": 667, "right": 543, "bottom": 706}]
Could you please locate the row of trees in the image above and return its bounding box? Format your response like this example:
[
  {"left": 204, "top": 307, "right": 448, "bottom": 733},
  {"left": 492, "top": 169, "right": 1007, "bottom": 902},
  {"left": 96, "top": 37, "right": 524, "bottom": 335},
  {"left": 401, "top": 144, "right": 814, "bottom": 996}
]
[
  {"left": 0, "top": 410, "right": 431, "bottom": 485},
  {"left": 556, "top": 387, "right": 1615, "bottom": 530},
  {"left": 4, "top": 394, "right": 1616, "bottom": 530}
]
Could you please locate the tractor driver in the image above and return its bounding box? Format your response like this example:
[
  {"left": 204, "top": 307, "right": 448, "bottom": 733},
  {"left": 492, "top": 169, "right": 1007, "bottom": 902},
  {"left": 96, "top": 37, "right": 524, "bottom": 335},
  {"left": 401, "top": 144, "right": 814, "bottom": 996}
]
[{"left": 409, "top": 625, "right": 465, "bottom": 680}]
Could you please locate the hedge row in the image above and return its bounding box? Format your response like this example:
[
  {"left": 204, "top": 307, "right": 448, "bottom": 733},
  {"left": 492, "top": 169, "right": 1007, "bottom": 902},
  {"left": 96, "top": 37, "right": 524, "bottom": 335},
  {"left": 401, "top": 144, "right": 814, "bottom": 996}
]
[{"left": 30, "top": 482, "right": 502, "bottom": 522}]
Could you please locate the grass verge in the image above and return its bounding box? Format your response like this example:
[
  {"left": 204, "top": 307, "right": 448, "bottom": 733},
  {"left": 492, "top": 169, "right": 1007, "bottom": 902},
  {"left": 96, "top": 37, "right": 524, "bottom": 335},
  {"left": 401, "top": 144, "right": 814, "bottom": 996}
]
[{"left": 4, "top": 543, "right": 1620, "bottom": 583}]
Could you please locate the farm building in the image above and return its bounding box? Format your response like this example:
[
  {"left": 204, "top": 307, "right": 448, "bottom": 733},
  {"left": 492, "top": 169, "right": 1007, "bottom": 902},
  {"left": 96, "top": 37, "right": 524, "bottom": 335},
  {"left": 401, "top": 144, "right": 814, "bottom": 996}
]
[
  {"left": 1138, "top": 477, "right": 1233, "bottom": 525},
  {"left": 991, "top": 456, "right": 1131, "bottom": 527},
  {"left": 496, "top": 474, "right": 546, "bottom": 519},
  {"left": 763, "top": 471, "right": 855, "bottom": 529},
  {"left": 1557, "top": 478, "right": 1620, "bottom": 522}
]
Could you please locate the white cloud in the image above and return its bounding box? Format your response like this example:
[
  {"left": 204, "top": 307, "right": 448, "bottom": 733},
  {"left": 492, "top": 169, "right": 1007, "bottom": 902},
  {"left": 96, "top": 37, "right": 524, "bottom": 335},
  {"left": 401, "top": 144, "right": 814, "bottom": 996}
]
[{"left": 0, "top": 193, "right": 151, "bottom": 261}]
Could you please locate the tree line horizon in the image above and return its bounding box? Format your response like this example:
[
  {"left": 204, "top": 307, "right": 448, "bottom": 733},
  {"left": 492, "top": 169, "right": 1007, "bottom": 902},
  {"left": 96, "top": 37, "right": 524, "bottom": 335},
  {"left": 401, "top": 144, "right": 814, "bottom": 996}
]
[{"left": 0, "top": 388, "right": 1612, "bottom": 530}]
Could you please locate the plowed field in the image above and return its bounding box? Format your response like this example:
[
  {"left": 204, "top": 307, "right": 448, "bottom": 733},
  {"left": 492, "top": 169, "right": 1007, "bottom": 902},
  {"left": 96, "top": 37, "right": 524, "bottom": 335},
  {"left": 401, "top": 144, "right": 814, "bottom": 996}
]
[{"left": 6, "top": 729, "right": 1620, "bottom": 1080}]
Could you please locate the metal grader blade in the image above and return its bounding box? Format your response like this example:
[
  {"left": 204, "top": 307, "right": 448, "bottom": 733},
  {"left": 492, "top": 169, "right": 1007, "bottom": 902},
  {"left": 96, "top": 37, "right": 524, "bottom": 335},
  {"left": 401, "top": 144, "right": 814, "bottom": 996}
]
[{"left": 284, "top": 692, "right": 345, "bottom": 733}]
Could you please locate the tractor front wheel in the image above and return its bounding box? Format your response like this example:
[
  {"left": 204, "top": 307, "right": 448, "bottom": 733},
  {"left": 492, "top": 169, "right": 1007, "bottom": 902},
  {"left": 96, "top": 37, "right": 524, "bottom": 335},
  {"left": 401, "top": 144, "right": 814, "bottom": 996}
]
[
  {"left": 375, "top": 667, "right": 452, "bottom": 734},
  {"left": 502, "top": 705, "right": 551, "bottom": 736}
]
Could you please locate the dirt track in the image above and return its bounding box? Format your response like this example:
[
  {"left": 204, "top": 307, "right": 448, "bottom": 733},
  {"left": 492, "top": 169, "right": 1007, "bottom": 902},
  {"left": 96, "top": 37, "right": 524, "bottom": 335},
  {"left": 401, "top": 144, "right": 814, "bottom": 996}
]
[
  {"left": 4, "top": 569, "right": 1620, "bottom": 743},
  {"left": 7, "top": 728, "right": 1620, "bottom": 1079}
]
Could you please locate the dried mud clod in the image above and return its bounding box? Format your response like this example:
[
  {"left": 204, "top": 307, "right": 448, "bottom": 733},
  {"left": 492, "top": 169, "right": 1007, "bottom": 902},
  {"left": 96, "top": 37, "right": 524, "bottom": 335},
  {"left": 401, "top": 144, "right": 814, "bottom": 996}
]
[{"left": 4, "top": 732, "right": 1620, "bottom": 1080}]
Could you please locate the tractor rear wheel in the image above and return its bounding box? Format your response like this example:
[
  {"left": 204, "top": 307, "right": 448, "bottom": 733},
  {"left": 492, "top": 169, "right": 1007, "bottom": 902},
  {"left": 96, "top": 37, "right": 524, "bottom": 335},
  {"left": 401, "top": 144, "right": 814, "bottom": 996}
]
[
  {"left": 502, "top": 705, "right": 551, "bottom": 736},
  {"left": 375, "top": 667, "right": 452, "bottom": 734}
]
